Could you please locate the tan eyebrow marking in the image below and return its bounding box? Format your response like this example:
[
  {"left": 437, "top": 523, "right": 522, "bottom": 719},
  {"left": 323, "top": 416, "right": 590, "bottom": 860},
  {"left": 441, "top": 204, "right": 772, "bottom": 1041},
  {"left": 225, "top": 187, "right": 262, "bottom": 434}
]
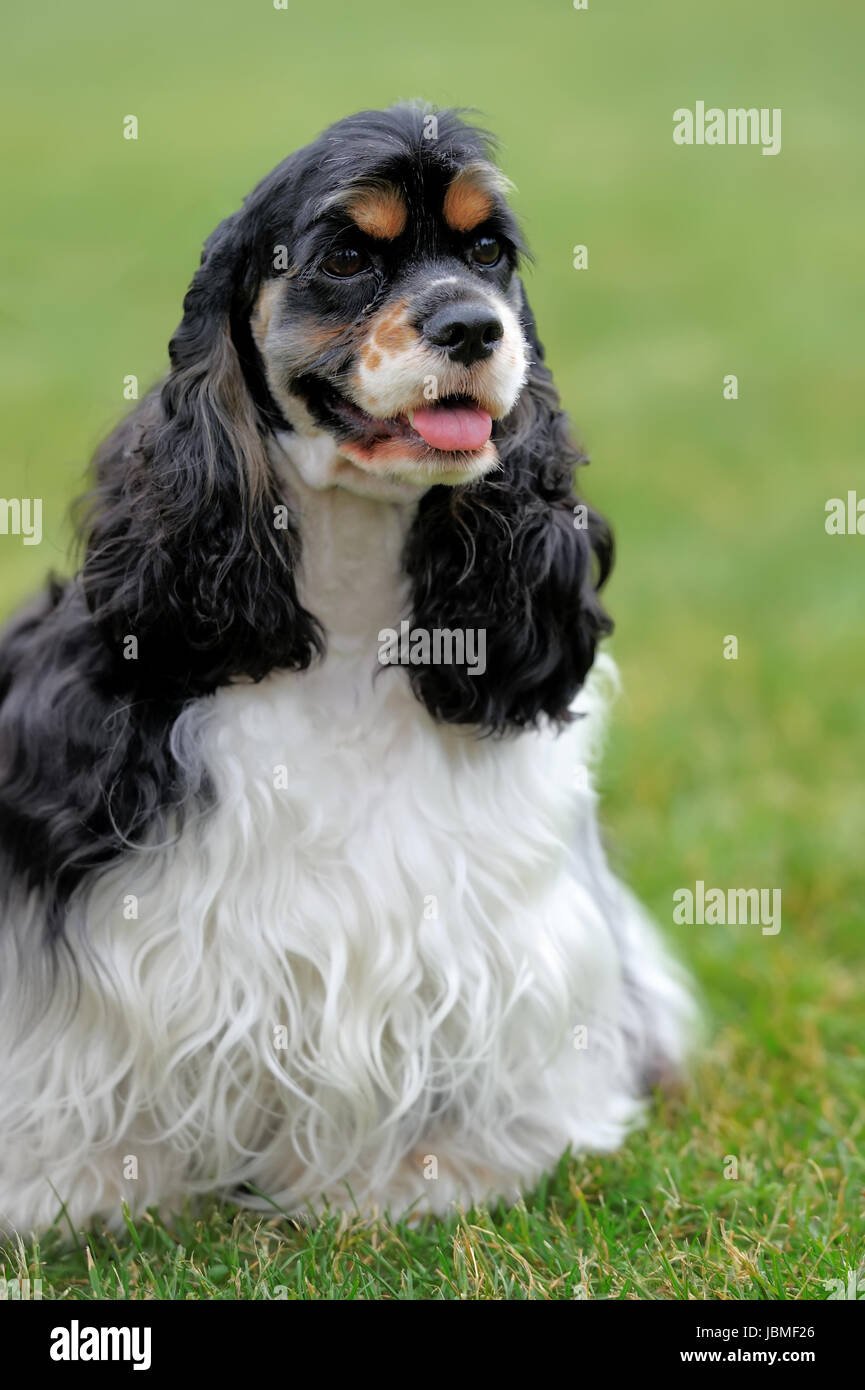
[
  {"left": 345, "top": 183, "right": 407, "bottom": 240},
  {"left": 443, "top": 167, "right": 496, "bottom": 233}
]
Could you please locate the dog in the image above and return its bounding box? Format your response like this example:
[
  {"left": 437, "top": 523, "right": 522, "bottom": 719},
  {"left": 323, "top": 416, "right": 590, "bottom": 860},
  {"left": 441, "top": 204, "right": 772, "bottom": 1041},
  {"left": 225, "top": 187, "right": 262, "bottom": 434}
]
[{"left": 0, "top": 104, "right": 694, "bottom": 1233}]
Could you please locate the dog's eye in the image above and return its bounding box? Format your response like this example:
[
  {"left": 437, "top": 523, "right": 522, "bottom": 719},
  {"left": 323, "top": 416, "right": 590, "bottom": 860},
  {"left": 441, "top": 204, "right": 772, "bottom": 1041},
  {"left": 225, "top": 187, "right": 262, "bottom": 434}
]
[
  {"left": 468, "top": 235, "right": 502, "bottom": 267},
  {"left": 320, "top": 246, "right": 371, "bottom": 278}
]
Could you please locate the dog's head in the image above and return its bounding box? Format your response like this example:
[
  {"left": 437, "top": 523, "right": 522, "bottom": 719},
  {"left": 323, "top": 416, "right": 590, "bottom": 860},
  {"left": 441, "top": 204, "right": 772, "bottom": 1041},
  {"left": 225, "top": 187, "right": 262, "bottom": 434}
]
[
  {"left": 243, "top": 107, "right": 528, "bottom": 493},
  {"left": 82, "top": 105, "right": 612, "bottom": 730}
]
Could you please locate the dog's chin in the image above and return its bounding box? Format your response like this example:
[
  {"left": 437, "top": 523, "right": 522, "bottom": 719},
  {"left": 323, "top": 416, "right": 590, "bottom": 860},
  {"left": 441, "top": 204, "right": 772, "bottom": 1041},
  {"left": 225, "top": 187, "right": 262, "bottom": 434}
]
[
  {"left": 290, "top": 377, "right": 506, "bottom": 493},
  {"left": 271, "top": 427, "right": 498, "bottom": 504},
  {"left": 339, "top": 436, "right": 499, "bottom": 488}
]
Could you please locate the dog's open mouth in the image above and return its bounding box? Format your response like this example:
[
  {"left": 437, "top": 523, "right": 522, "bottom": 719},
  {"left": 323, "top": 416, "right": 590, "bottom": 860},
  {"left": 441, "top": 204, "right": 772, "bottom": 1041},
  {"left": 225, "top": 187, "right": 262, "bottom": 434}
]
[{"left": 298, "top": 378, "right": 493, "bottom": 455}]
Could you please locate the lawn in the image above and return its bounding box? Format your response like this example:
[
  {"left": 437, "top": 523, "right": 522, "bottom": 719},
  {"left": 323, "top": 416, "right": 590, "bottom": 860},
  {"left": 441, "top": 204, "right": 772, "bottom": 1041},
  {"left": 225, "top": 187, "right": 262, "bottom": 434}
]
[{"left": 1, "top": 0, "right": 862, "bottom": 1298}]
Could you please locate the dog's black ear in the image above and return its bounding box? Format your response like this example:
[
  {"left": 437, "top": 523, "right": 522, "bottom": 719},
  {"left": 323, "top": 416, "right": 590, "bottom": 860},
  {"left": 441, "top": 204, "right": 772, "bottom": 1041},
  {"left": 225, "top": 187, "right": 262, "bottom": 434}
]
[
  {"left": 80, "top": 212, "right": 322, "bottom": 696},
  {"left": 403, "top": 281, "right": 613, "bottom": 733}
]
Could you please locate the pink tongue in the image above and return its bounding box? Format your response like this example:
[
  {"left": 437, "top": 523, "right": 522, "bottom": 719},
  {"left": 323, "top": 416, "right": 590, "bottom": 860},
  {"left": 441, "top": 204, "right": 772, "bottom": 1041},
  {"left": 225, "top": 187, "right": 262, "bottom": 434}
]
[{"left": 409, "top": 403, "right": 492, "bottom": 452}]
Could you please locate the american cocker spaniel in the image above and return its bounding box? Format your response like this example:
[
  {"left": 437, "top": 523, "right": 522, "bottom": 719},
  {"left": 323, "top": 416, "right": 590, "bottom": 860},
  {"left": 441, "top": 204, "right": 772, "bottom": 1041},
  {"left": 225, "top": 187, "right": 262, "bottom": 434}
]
[{"left": 0, "top": 104, "right": 694, "bottom": 1233}]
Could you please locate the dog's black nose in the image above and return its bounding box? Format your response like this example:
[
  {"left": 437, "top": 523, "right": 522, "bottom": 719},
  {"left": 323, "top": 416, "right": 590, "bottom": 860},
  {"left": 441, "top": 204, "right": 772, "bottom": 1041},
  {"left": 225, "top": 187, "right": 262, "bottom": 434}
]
[{"left": 423, "top": 303, "right": 504, "bottom": 366}]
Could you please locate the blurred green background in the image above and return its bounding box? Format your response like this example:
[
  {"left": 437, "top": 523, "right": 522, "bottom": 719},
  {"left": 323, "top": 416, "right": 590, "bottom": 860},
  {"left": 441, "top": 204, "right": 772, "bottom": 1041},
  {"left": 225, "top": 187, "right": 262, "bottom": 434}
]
[{"left": 1, "top": 0, "right": 862, "bottom": 1293}]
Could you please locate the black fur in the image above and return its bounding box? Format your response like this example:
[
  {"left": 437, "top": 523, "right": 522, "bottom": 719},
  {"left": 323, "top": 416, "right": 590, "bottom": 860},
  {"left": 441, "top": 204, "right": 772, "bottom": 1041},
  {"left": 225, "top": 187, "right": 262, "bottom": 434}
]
[
  {"left": 80, "top": 222, "right": 323, "bottom": 697},
  {"left": 0, "top": 582, "right": 190, "bottom": 935},
  {"left": 0, "top": 103, "right": 612, "bottom": 937}
]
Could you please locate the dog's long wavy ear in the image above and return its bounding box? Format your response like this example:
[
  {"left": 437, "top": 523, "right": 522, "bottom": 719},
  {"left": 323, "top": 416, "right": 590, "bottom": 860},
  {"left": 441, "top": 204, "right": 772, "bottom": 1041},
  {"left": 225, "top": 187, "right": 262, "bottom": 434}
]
[
  {"left": 80, "top": 212, "right": 322, "bottom": 697},
  {"left": 403, "top": 281, "right": 613, "bottom": 734}
]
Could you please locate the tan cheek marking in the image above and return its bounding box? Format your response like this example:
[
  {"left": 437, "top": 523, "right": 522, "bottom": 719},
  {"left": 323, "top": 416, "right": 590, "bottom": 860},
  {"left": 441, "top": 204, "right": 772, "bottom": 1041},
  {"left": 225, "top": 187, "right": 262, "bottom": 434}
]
[
  {"left": 443, "top": 170, "right": 494, "bottom": 233},
  {"left": 353, "top": 299, "right": 420, "bottom": 401},
  {"left": 346, "top": 184, "right": 407, "bottom": 240},
  {"left": 375, "top": 317, "right": 416, "bottom": 353},
  {"left": 250, "top": 280, "right": 284, "bottom": 349},
  {"left": 355, "top": 299, "right": 417, "bottom": 364}
]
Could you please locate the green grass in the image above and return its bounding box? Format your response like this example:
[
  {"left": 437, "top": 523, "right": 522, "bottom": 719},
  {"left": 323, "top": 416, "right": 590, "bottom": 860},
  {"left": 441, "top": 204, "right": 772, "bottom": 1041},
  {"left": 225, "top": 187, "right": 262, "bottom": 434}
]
[
  {"left": 1, "top": 0, "right": 863, "bottom": 1298},
  {"left": 4, "top": 1103, "right": 862, "bottom": 1299}
]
